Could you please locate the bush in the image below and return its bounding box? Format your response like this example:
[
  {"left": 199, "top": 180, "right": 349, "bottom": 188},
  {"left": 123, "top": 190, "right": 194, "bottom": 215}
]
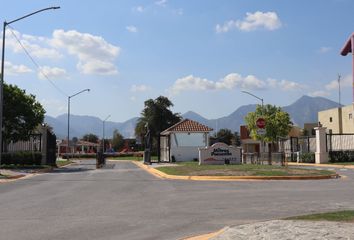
[
  {"left": 329, "top": 151, "right": 354, "bottom": 163},
  {"left": 300, "top": 152, "right": 315, "bottom": 163},
  {"left": 1, "top": 151, "right": 42, "bottom": 165}
]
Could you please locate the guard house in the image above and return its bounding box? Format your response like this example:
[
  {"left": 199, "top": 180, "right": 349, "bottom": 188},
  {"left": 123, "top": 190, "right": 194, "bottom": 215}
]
[{"left": 160, "top": 119, "right": 213, "bottom": 162}]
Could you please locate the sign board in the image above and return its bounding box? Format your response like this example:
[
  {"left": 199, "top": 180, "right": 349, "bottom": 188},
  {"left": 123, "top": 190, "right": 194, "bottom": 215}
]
[
  {"left": 256, "top": 128, "right": 266, "bottom": 135},
  {"left": 256, "top": 118, "right": 266, "bottom": 129},
  {"left": 199, "top": 142, "right": 241, "bottom": 165}
]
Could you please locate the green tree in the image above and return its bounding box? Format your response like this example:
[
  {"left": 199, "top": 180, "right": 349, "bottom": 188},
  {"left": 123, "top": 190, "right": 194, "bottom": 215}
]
[
  {"left": 214, "top": 128, "right": 234, "bottom": 145},
  {"left": 82, "top": 133, "right": 99, "bottom": 143},
  {"left": 244, "top": 104, "right": 292, "bottom": 148},
  {"left": 111, "top": 129, "right": 124, "bottom": 151},
  {"left": 3, "top": 83, "right": 45, "bottom": 143},
  {"left": 135, "top": 96, "right": 181, "bottom": 159}
]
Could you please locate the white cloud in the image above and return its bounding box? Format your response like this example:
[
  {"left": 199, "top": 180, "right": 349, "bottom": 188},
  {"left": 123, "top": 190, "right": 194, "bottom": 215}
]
[
  {"left": 51, "top": 29, "right": 120, "bottom": 75},
  {"left": 134, "top": 6, "right": 145, "bottom": 12},
  {"left": 126, "top": 25, "right": 138, "bottom": 33},
  {"left": 155, "top": 0, "right": 167, "bottom": 7},
  {"left": 38, "top": 66, "right": 68, "bottom": 80},
  {"left": 4, "top": 61, "right": 32, "bottom": 75},
  {"left": 309, "top": 90, "right": 330, "bottom": 97},
  {"left": 169, "top": 73, "right": 266, "bottom": 95},
  {"left": 131, "top": 84, "right": 150, "bottom": 92},
  {"left": 169, "top": 73, "right": 304, "bottom": 95},
  {"left": 318, "top": 46, "right": 331, "bottom": 54},
  {"left": 5, "top": 29, "right": 62, "bottom": 59},
  {"left": 325, "top": 74, "right": 351, "bottom": 91},
  {"left": 216, "top": 11, "right": 282, "bottom": 33},
  {"left": 267, "top": 78, "right": 305, "bottom": 91}
]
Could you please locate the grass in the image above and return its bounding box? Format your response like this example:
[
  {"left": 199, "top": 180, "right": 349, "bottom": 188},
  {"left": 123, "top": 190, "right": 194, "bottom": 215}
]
[
  {"left": 56, "top": 159, "right": 72, "bottom": 167},
  {"left": 285, "top": 210, "right": 354, "bottom": 222},
  {"left": 329, "top": 162, "right": 354, "bottom": 165},
  {"left": 155, "top": 161, "right": 335, "bottom": 177},
  {"left": 0, "top": 164, "right": 51, "bottom": 170}
]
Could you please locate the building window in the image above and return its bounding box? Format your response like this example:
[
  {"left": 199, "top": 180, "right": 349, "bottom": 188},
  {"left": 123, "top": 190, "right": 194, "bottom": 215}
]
[
  {"left": 329, "top": 117, "right": 333, "bottom": 122},
  {"left": 349, "top": 113, "right": 353, "bottom": 119}
]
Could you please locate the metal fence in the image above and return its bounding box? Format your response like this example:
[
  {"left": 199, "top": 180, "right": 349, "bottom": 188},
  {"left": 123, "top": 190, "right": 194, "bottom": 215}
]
[
  {"left": 5, "top": 134, "right": 42, "bottom": 152},
  {"left": 327, "top": 133, "right": 354, "bottom": 151}
]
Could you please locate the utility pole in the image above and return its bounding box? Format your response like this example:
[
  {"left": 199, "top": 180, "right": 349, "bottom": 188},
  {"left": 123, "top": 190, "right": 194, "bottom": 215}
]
[{"left": 338, "top": 74, "right": 341, "bottom": 107}]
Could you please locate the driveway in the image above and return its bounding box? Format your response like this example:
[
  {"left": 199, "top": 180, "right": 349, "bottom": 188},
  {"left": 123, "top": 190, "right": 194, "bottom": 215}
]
[{"left": 0, "top": 160, "right": 353, "bottom": 240}]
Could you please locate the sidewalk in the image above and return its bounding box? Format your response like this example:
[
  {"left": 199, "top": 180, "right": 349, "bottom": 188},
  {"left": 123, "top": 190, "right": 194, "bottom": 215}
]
[{"left": 204, "top": 220, "right": 354, "bottom": 240}]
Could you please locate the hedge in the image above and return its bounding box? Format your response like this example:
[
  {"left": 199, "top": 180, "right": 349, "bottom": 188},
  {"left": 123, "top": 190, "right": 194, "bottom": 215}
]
[
  {"left": 1, "top": 151, "right": 42, "bottom": 165},
  {"left": 329, "top": 151, "right": 354, "bottom": 163}
]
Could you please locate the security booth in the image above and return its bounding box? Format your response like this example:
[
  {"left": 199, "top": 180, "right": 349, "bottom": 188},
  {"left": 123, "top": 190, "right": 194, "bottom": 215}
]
[{"left": 160, "top": 119, "right": 213, "bottom": 162}]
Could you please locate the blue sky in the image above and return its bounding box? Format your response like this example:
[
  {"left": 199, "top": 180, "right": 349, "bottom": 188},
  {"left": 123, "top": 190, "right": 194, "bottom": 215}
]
[{"left": 1, "top": 0, "right": 354, "bottom": 122}]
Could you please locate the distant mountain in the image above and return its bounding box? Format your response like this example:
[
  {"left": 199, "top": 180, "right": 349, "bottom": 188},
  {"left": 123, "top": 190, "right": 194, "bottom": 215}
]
[
  {"left": 44, "top": 114, "right": 138, "bottom": 139},
  {"left": 45, "top": 95, "right": 341, "bottom": 139},
  {"left": 282, "top": 95, "right": 340, "bottom": 126}
]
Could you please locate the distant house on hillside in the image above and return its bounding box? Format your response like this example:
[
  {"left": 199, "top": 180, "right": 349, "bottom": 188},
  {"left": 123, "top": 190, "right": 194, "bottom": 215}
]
[{"left": 160, "top": 119, "right": 213, "bottom": 162}]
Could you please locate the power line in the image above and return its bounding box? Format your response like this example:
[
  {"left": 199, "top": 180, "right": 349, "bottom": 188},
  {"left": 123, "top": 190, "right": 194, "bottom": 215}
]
[{"left": 6, "top": 25, "right": 68, "bottom": 97}]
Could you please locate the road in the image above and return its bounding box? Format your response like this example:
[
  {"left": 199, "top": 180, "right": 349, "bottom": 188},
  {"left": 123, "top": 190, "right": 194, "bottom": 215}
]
[{"left": 0, "top": 160, "right": 353, "bottom": 240}]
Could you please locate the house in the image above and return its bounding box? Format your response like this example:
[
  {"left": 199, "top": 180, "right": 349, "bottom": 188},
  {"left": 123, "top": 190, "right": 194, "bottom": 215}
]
[
  {"left": 57, "top": 139, "right": 99, "bottom": 156},
  {"left": 318, "top": 105, "right": 354, "bottom": 134},
  {"left": 160, "top": 119, "right": 213, "bottom": 162}
]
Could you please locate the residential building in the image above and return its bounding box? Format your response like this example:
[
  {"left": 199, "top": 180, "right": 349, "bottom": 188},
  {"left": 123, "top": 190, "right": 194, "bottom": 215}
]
[
  {"left": 160, "top": 119, "right": 213, "bottom": 162},
  {"left": 318, "top": 105, "right": 354, "bottom": 134}
]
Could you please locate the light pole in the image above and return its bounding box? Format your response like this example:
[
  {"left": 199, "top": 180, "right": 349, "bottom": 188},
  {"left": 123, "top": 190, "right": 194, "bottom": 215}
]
[
  {"left": 241, "top": 90, "right": 266, "bottom": 163},
  {"left": 0, "top": 6, "right": 60, "bottom": 164},
  {"left": 241, "top": 90, "right": 264, "bottom": 110},
  {"left": 67, "top": 89, "right": 90, "bottom": 157},
  {"left": 102, "top": 115, "right": 111, "bottom": 153}
]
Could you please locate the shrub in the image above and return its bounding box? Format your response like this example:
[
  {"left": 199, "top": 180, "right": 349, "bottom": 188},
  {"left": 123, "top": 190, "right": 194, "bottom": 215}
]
[
  {"left": 329, "top": 151, "right": 354, "bottom": 163},
  {"left": 299, "top": 152, "right": 315, "bottom": 163},
  {"left": 1, "top": 151, "right": 42, "bottom": 165}
]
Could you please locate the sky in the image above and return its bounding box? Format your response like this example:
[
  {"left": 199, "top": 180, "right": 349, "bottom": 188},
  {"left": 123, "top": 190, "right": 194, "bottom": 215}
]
[{"left": 1, "top": 0, "right": 354, "bottom": 123}]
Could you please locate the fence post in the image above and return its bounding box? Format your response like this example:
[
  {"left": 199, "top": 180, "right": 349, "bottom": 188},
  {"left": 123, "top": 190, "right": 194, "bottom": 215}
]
[
  {"left": 315, "top": 126, "right": 328, "bottom": 164},
  {"left": 40, "top": 126, "right": 48, "bottom": 165}
]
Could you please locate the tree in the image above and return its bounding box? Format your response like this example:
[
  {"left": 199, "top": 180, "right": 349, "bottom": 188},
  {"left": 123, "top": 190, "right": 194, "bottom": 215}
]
[
  {"left": 82, "top": 133, "right": 99, "bottom": 143},
  {"left": 244, "top": 104, "right": 292, "bottom": 149},
  {"left": 212, "top": 128, "right": 234, "bottom": 145},
  {"left": 111, "top": 129, "right": 124, "bottom": 151},
  {"left": 3, "top": 83, "right": 45, "bottom": 143},
  {"left": 135, "top": 96, "right": 181, "bottom": 159}
]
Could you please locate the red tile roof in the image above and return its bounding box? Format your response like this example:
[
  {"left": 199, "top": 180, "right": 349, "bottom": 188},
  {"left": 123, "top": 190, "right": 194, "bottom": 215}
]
[{"left": 161, "top": 119, "right": 213, "bottom": 135}]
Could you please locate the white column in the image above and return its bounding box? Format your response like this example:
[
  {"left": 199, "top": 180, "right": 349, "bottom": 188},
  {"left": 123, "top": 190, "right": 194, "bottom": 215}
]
[{"left": 315, "top": 126, "right": 328, "bottom": 164}]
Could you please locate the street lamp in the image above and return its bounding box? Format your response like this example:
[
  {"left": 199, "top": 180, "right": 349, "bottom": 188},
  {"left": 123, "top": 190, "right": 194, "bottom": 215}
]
[
  {"left": 241, "top": 90, "right": 266, "bottom": 163},
  {"left": 0, "top": 6, "right": 60, "bottom": 164},
  {"left": 241, "top": 90, "right": 264, "bottom": 109},
  {"left": 67, "top": 89, "right": 90, "bottom": 156},
  {"left": 102, "top": 115, "right": 111, "bottom": 153}
]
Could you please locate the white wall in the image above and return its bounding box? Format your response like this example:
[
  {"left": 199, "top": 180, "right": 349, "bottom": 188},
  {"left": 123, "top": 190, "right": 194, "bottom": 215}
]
[
  {"left": 170, "top": 132, "right": 208, "bottom": 161},
  {"left": 171, "top": 146, "right": 200, "bottom": 161}
]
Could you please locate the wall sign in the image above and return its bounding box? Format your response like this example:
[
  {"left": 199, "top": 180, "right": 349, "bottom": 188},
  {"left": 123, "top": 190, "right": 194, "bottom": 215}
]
[{"left": 199, "top": 142, "right": 241, "bottom": 165}]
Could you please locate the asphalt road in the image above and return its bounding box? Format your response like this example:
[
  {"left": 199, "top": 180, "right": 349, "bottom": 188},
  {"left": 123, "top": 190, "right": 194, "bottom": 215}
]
[{"left": 0, "top": 160, "right": 353, "bottom": 240}]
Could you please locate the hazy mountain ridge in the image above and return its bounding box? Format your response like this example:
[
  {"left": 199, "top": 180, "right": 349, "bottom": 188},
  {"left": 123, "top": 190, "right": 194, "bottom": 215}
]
[{"left": 45, "top": 95, "right": 340, "bottom": 139}]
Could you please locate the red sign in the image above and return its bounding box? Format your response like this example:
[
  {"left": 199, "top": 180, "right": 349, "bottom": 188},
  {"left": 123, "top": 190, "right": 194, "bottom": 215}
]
[{"left": 256, "top": 118, "right": 266, "bottom": 129}]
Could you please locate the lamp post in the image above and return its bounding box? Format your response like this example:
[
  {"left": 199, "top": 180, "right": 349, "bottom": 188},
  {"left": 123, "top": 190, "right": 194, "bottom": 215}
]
[
  {"left": 241, "top": 90, "right": 264, "bottom": 110},
  {"left": 102, "top": 115, "right": 111, "bottom": 153},
  {"left": 67, "top": 89, "right": 90, "bottom": 156},
  {"left": 0, "top": 6, "right": 60, "bottom": 164},
  {"left": 241, "top": 90, "right": 266, "bottom": 163}
]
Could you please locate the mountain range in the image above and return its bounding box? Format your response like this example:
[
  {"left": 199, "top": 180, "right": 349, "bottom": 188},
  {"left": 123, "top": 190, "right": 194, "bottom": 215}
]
[{"left": 44, "top": 95, "right": 341, "bottom": 139}]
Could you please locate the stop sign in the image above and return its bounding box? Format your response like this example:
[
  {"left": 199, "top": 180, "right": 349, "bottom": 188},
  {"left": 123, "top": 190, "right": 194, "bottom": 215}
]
[{"left": 256, "top": 118, "right": 266, "bottom": 129}]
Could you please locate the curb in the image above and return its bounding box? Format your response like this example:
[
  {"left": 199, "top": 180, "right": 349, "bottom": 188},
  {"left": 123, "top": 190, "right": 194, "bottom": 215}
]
[
  {"left": 288, "top": 162, "right": 354, "bottom": 169},
  {"left": 132, "top": 161, "right": 339, "bottom": 181},
  {"left": 182, "top": 227, "right": 227, "bottom": 240}
]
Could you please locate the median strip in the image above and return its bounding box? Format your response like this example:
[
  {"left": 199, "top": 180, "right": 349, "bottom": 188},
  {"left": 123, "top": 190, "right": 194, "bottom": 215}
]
[{"left": 132, "top": 161, "right": 338, "bottom": 181}]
